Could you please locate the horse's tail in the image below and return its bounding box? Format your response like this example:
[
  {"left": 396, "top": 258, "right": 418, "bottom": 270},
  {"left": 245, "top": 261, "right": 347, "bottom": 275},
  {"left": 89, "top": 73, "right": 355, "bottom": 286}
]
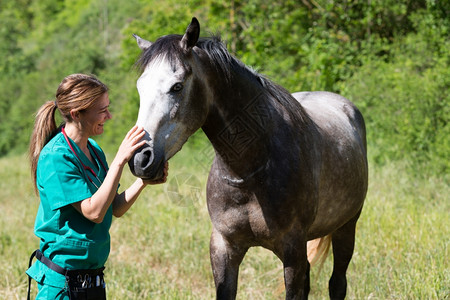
[{"left": 307, "top": 235, "right": 332, "bottom": 269}]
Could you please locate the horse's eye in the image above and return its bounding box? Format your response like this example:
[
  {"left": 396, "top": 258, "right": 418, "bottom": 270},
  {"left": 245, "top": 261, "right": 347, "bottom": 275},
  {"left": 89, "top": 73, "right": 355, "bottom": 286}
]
[{"left": 171, "top": 82, "right": 183, "bottom": 93}]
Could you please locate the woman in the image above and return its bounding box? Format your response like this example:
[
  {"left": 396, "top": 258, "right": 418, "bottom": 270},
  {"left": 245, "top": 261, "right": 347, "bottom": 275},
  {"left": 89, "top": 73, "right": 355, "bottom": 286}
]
[{"left": 26, "top": 74, "right": 168, "bottom": 299}]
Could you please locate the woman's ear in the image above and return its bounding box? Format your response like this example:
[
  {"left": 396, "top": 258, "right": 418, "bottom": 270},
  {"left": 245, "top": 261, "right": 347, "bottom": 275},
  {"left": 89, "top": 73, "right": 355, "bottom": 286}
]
[{"left": 70, "top": 109, "right": 81, "bottom": 121}]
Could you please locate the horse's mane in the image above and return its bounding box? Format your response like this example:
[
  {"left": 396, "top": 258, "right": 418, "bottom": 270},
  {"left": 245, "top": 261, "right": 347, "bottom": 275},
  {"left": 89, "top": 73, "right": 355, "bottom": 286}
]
[
  {"left": 196, "top": 36, "right": 310, "bottom": 126},
  {"left": 136, "top": 34, "right": 309, "bottom": 125}
]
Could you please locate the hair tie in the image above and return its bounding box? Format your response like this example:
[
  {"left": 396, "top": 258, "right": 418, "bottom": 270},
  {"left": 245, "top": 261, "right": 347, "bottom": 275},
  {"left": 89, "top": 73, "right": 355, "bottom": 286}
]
[{"left": 54, "top": 101, "right": 58, "bottom": 108}]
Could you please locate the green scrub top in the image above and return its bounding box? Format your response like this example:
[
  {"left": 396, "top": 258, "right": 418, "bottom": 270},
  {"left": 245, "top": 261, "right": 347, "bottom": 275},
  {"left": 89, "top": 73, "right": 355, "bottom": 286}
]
[{"left": 26, "top": 130, "right": 112, "bottom": 289}]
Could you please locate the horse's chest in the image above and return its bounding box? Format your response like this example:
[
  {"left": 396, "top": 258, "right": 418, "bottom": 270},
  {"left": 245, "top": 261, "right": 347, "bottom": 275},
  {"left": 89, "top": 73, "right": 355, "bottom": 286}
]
[{"left": 207, "top": 187, "right": 291, "bottom": 245}]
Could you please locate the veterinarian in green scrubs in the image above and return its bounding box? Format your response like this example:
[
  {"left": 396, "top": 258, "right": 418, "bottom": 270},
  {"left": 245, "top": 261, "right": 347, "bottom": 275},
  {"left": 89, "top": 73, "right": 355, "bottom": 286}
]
[{"left": 26, "top": 74, "right": 168, "bottom": 299}]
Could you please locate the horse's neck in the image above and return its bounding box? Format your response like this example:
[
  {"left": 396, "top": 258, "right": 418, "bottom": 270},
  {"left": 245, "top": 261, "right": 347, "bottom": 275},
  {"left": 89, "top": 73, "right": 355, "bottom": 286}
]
[
  {"left": 201, "top": 62, "right": 316, "bottom": 181},
  {"left": 202, "top": 82, "right": 279, "bottom": 179}
]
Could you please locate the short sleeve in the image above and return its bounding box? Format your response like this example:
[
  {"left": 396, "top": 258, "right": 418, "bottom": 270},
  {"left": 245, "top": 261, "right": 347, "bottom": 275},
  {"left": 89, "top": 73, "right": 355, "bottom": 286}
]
[{"left": 37, "top": 148, "right": 93, "bottom": 211}]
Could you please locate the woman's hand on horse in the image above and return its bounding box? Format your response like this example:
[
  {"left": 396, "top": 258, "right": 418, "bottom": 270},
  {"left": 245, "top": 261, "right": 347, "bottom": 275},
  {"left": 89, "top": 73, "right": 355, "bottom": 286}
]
[
  {"left": 114, "top": 125, "right": 147, "bottom": 166},
  {"left": 143, "top": 161, "right": 169, "bottom": 185}
]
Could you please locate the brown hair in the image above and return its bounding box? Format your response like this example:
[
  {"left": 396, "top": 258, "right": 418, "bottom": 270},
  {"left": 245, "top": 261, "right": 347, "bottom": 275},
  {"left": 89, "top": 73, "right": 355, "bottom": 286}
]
[{"left": 29, "top": 74, "right": 108, "bottom": 193}]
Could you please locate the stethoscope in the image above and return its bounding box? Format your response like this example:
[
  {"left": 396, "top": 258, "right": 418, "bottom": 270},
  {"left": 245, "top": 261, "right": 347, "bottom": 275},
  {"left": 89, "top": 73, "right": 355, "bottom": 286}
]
[{"left": 61, "top": 126, "right": 108, "bottom": 189}]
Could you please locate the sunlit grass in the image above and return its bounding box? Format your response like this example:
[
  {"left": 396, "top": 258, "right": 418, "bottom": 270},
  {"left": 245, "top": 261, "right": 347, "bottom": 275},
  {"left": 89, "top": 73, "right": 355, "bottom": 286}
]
[{"left": 0, "top": 139, "right": 448, "bottom": 299}]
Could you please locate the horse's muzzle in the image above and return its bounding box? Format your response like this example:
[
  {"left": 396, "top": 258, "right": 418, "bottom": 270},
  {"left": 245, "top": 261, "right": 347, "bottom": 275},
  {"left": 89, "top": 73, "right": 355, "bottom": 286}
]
[{"left": 128, "top": 144, "right": 165, "bottom": 180}]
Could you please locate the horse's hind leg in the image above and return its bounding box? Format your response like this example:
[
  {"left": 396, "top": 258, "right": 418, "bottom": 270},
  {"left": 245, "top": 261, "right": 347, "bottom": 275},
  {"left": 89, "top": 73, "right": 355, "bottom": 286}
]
[
  {"left": 304, "top": 261, "right": 311, "bottom": 298},
  {"left": 210, "top": 228, "right": 248, "bottom": 300},
  {"left": 278, "top": 237, "right": 309, "bottom": 300},
  {"left": 329, "top": 210, "right": 362, "bottom": 300}
]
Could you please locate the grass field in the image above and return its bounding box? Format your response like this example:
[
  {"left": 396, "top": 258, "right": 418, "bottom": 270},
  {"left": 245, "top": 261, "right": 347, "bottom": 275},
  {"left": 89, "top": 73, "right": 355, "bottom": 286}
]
[{"left": 0, "top": 136, "right": 448, "bottom": 299}]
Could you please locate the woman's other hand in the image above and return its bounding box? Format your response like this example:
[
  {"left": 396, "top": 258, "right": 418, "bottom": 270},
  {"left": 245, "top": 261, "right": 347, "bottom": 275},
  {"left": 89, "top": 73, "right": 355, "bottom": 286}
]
[{"left": 143, "top": 161, "right": 169, "bottom": 185}]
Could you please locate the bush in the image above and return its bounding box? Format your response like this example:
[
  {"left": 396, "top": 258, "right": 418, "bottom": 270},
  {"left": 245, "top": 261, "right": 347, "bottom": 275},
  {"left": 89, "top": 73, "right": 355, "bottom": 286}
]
[{"left": 340, "top": 10, "right": 449, "bottom": 176}]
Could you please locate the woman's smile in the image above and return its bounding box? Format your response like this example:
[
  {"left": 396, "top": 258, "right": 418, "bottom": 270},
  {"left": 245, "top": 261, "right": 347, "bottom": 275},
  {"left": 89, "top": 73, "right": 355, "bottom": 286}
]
[{"left": 80, "top": 93, "right": 112, "bottom": 137}]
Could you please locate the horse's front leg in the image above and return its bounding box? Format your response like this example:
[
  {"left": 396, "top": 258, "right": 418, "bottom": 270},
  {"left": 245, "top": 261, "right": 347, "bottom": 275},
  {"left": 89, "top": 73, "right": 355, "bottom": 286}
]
[
  {"left": 280, "top": 238, "right": 309, "bottom": 300},
  {"left": 210, "top": 228, "right": 248, "bottom": 300}
]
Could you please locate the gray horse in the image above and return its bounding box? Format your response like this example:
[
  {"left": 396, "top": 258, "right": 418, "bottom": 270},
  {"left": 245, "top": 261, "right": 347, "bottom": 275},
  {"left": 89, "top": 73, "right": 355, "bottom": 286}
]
[{"left": 129, "top": 18, "right": 368, "bottom": 300}]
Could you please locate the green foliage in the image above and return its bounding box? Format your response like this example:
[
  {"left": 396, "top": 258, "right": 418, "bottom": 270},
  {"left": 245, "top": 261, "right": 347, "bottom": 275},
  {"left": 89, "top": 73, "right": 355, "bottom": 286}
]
[
  {"left": 340, "top": 8, "right": 449, "bottom": 175},
  {"left": 0, "top": 0, "right": 447, "bottom": 177}
]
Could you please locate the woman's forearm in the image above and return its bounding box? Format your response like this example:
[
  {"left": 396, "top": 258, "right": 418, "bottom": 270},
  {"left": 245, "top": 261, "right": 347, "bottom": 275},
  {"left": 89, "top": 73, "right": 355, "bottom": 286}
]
[
  {"left": 76, "top": 153, "right": 168, "bottom": 221},
  {"left": 112, "top": 178, "right": 146, "bottom": 218},
  {"left": 73, "top": 159, "right": 124, "bottom": 223}
]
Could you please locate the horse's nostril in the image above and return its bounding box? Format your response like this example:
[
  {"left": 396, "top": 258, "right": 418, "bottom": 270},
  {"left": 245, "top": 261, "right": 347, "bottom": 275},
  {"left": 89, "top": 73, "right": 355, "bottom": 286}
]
[{"left": 136, "top": 147, "right": 154, "bottom": 169}]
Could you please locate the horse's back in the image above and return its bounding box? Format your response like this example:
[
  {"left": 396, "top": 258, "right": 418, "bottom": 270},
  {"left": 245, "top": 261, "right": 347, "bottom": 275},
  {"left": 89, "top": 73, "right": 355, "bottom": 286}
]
[
  {"left": 293, "top": 91, "right": 366, "bottom": 153},
  {"left": 292, "top": 91, "right": 368, "bottom": 238}
]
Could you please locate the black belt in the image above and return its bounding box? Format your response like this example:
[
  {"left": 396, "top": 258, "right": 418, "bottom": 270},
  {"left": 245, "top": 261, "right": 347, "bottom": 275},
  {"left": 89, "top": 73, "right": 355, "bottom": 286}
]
[{"left": 27, "top": 249, "right": 105, "bottom": 300}]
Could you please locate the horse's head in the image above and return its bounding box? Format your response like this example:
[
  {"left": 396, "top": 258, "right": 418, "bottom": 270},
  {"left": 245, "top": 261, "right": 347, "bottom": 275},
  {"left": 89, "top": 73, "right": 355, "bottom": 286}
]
[{"left": 129, "top": 18, "right": 210, "bottom": 180}]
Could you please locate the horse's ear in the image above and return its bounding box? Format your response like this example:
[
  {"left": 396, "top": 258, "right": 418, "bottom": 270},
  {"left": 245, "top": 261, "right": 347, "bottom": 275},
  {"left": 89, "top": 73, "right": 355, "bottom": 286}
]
[
  {"left": 133, "top": 34, "right": 152, "bottom": 51},
  {"left": 180, "top": 17, "right": 200, "bottom": 51}
]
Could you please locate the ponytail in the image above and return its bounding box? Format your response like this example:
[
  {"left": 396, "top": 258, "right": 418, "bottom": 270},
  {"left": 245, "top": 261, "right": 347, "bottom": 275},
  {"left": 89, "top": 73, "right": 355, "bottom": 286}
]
[{"left": 29, "top": 101, "right": 59, "bottom": 194}]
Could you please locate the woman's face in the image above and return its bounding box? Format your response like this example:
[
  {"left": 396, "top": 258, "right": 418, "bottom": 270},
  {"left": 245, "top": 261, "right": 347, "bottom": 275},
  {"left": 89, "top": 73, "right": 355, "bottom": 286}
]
[{"left": 79, "top": 92, "right": 112, "bottom": 137}]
